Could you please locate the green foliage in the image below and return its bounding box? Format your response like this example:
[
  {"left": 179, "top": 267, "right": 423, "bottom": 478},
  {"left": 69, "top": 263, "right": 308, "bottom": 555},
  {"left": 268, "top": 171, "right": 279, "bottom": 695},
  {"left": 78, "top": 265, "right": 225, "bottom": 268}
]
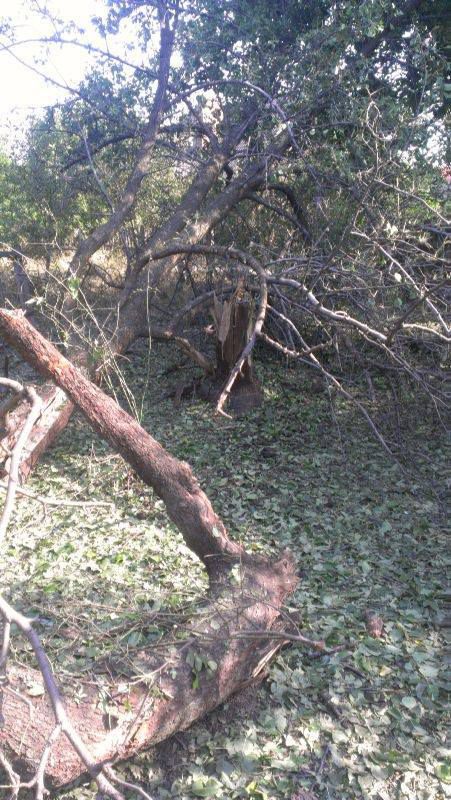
[
  {"left": 0, "top": 0, "right": 445, "bottom": 264},
  {"left": 187, "top": 648, "right": 218, "bottom": 689},
  {"left": 179, "top": 0, "right": 330, "bottom": 87},
  {"left": 0, "top": 148, "right": 44, "bottom": 247}
]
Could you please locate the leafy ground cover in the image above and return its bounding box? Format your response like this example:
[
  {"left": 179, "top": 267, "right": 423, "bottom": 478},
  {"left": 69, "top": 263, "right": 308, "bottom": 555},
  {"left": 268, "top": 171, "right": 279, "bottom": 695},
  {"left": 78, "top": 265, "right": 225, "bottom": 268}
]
[{"left": 3, "top": 344, "right": 447, "bottom": 800}]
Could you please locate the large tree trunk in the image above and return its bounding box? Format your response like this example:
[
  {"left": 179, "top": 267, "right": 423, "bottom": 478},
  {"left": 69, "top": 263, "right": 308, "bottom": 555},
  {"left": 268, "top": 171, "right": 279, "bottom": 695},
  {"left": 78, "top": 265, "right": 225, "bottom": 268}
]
[
  {"left": 0, "top": 308, "right": 298, "bottom": 790},
  {"left": 0, "top": 10, "right": 174, "bottom": 480},
  {"left": 0, "top": 310, "right": 239, "bottom": 572},
  {"left": 67, "top": 15, "right": 174, "bottom": 284}
]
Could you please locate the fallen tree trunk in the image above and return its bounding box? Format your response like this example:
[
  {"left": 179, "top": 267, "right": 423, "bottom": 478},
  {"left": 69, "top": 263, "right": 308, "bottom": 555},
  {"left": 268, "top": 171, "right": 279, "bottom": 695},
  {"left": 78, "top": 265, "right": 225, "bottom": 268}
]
[
  {"left": 0, "top": 308, "right": 298, "bottom": 790},
  {"left": 3, "top": 560, "right": 297, "bottom": 789},
  {"left": 0, "top": 310, "right": 239, "bottom": 571}
]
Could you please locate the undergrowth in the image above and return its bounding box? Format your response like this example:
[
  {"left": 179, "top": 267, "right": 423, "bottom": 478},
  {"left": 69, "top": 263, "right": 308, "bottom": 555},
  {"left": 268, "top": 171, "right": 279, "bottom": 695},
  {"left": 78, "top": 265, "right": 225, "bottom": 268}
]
[{"left": 3, "top": 343, "right": 447, "bottom": 800}]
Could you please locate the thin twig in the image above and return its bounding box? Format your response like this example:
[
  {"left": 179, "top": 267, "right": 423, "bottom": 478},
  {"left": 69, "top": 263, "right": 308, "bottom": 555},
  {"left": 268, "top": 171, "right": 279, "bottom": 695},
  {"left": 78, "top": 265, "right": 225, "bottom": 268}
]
[{"left": 0, "top": 480, "right": 114, "bottom": 510}]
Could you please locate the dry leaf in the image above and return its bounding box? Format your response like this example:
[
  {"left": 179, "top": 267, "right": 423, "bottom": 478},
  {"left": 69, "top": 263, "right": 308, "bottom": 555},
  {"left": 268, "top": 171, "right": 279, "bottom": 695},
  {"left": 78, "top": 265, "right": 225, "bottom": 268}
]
[{"left": 365, "top": 610, "right": 384, "bottom": 638}]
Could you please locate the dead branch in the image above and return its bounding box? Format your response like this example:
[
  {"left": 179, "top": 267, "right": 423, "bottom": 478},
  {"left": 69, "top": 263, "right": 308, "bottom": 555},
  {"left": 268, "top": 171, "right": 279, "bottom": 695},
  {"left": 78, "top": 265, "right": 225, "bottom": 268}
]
[
  {"left": 0, "top": 596, "right": 126, "bottom": 800},
  {"left": 0, "top": 480, "right": 113, "bottom": 510},
  {"left": 0, "top": 378, "right": 43, "bottom": 545},
  {"left": 354, "top": 233, "right": 449, "bottom": 336}
]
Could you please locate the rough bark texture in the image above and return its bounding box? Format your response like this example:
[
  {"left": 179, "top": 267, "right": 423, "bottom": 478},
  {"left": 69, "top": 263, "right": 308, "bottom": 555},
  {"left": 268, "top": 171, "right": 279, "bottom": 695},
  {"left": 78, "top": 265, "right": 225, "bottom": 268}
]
[
  {"left": 67, "top": 18, "right": 174, "bottom": 283},
  {"left": 2, "top": 553, "right": 297, "bottom": 788},
  {"left": 0, "top": 310, "right": 239, "bottom": 572},
  {"left": 201, "top": 287, "right": 263, "bottom": 414},
  {"left": 0, "top": 308, "right": 298, "bottom": 789}
]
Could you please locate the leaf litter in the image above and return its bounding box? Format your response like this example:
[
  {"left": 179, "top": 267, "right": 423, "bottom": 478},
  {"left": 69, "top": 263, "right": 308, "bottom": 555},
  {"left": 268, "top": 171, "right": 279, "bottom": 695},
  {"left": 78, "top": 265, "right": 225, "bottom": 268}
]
[{"left": 3, "top": 344, "right": 446, "bottom": 799}]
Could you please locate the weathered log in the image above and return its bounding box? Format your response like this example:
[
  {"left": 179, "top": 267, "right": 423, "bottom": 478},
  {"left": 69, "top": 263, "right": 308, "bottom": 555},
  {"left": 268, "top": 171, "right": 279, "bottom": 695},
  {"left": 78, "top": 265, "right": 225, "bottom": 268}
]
[
  {"left": 2, "top": 553, "right": 296, "bottom": 788},
  {"left": 0, "top": 308, "right": 298, "bottom": 789}
]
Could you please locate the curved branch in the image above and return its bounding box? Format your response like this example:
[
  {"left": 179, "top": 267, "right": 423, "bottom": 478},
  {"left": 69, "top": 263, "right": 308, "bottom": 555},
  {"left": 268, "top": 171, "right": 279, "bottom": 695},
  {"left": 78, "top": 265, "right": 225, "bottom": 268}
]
[
  {"left": 143, "top": 245, "right": 390, "bottom": 345},
  {"left": 152, "top": 327, "right": 214, "bottom": 374},
  {"left": 270, "top": 276, "right": 389, "bottom": 342}
]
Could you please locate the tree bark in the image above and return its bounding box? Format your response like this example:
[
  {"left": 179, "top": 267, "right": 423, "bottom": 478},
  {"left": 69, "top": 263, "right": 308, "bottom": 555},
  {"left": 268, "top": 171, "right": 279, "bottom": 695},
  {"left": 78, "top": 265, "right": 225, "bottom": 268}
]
[
  {"left": 202, "top": 283, "right": 263, "bottom": 413},
  {"left": 0, "top": 309, "right": 239, "bottom": 572},
  {"left": 0, "top": 308, "right": 298, "bottom": 789},
  {"left": 0, "top": 384, "right": 73, "bottom": 482},
  {"left": 113, "top": 130, "right": 290, "bottom": 352}
]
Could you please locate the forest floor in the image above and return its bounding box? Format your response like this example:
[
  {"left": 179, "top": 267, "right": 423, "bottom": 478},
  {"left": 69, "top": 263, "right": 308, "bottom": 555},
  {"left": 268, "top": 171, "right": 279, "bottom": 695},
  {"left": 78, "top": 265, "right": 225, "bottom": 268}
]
[{"left": 2, "top": 340, "right": 447, "bottom": 800}]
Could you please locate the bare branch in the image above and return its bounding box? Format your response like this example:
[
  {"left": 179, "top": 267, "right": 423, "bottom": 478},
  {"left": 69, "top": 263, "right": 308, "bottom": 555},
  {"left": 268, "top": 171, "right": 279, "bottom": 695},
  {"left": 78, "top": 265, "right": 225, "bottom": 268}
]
[
  {"left": 68, "top": 11, "right": 176, "bottom": 282},
  {"left": 0, "top": 378, "right": 43, "bottom": 546},
  {"left": 0, "top": 595, "right": 125, "bottom": 800},
  {"left": 353, "top": 233, "right": 449, "bottom": 336}
]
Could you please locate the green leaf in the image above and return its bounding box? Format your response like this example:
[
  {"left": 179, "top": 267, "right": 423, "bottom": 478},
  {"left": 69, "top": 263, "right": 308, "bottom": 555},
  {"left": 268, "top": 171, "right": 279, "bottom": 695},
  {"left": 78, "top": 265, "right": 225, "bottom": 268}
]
[
  {"left": 379, "top": 520, "right": 392, "bottom": 534},
  {"left": 245, "top": 781, "right": 268, "bottom": 799},
  {"left": 418, "top": 663, "right": 439, "bottom": 680},
  {"left": 190, "top": 777, "right": 221, "bottom": 797},
  {"left": 436, "top": 762, "right": 451, "bottom": 784}
]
